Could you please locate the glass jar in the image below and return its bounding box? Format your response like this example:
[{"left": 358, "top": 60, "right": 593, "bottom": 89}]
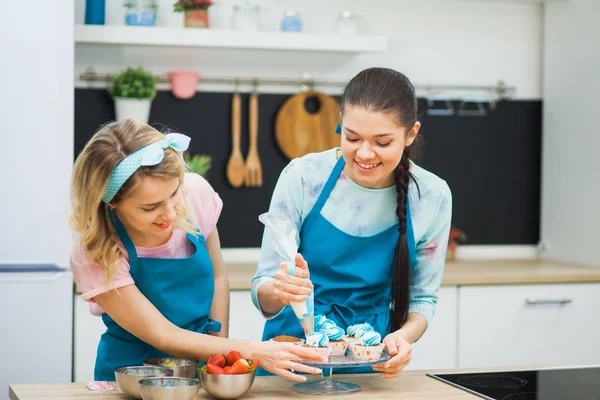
[
  {"left": 124, "top": 0, "right": 157, "bottom": 27},
  {"left": 281, "top": 10, "right": 302, "bottom": 33},
  {"left": 231, "top": 1, "right": 260, "bottom": 32},
  {"left": 335, "top": 10, "right": 358, "bottom": 35}
]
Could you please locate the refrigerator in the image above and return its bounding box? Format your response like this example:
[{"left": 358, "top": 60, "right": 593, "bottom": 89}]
[{"left": 0, "top": 264, "right": 73, "bottom": 399}]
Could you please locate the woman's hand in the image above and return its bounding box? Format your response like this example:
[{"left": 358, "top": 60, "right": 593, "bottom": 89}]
[
  {"left": 273, "top": 253, "right": 313, "bottom": 306},
  {"left": 250, "top": 340, "right": 326, "bottom": 382},
  {"left": 372, "top": 333, "right": 413, "bottom": 378}
]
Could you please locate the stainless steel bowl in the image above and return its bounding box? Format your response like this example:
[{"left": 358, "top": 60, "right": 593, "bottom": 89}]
[
  {"left": 115, "top": 366, "right": 173, "bottom": 399},
  {"left": 199, "top": 370, "right": 256, "bottom": 400},
  {"left": 138, "top": 377, "right": 201, "bottom": 400},
  {"left": 143, "top": 358, "right": 198, "bottom": 378}
]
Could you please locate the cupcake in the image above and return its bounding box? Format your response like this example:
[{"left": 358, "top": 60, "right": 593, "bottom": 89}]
[
  {"left": 349, "top": 331, "right": 385, "bottom": 361},
  {"left": 344, "top": 323, "right": 374, "bottom": 344},
  {"left": 319, "top": 324, "right": 348, "bottom": 356},
  {"left": 298, "top": 332, "right": 332, "bottom": 360},
  {"left": 271, "top": 334, "right": 304, "bottom": 344},
  {"left": 314, "top": 314, "right": 336, "bottom": 332}
]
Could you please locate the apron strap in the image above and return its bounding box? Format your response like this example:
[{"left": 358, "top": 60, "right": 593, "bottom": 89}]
[
  {"left": 302, "top": 155, "right": 346, "bottom": 234},
  {"left": 108, "top": 209, "right": 139, "bottom": 275}
]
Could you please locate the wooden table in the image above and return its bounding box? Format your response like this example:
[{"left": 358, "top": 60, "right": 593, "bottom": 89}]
[{"left": 10, "top": 370, "right": 476, "bottom": 400}]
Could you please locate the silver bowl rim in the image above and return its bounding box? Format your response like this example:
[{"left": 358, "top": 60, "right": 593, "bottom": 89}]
[
  {"left": 143, "top": 357, "right": 198, "bottom": 367},
  {"left": 138, "top": 376, "right": 201, "bottom": 387},
  {"left": 198, "top": 370, "right": 257, "bottom": 378},
  {"left": 115, "top": 366, "right": 174, "bottom": 376}
]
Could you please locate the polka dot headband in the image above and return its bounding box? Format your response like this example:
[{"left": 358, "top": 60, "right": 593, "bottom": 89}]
[{"left": 102, "top": 133, "right": 191, "bottom": 204}]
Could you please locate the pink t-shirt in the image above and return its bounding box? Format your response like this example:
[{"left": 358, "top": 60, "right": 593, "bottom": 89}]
[{"left": 70, "top": 173, "right": 223, "bottom": 316}]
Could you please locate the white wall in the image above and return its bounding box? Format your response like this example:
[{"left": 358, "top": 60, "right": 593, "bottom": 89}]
[
  {"left": 540, "top": 0, "right": 600, "bottom": 267},
  {"left": 74, "top": 0, "right": 543, "bottom": 99},
  {"left": 0, "top": 1, "right": 74, "bottom": 267}
]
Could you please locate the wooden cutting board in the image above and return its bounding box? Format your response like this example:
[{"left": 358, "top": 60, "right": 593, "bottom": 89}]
[{"left": 275, "top": 90, "right": 341, "bottom": 159}]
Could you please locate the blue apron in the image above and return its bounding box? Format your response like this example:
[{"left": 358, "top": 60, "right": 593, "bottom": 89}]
[
  {"left": 259, "top": 155, "right": 416, "bottom": 375},
  {"left": 94, "top": 211, "right": 221, "bottom": 381}
]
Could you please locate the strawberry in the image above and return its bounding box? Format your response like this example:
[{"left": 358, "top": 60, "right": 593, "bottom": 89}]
[
  {"left": 226, "top": 350, "right": 243, "bottom": 366},
  {"left": 222, "top": 366, "right": 232, "bottom": 374},
  {"left": 206, "top": 364, "right": 224, "bottom": 374},
  {"left": 207, "top": 353, "right": 226, "bottom": 368},
  {"left": 249, "top": 359, "right": 260, "bottom": 370},
  {"left": 226, "top": 359, "right": 251, "bottom": 374}
]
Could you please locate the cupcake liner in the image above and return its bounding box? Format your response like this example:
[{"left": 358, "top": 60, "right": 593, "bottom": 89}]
[
  {"left": 342, "top": 335, "right": 354, "bottom": 345},
  {"left": 296, "top": 343, "right": 333, "bottom": 361},
  {"left": 327, "top": 339, "right": 348, "bottom": 356},
  {"left": 349, "top": 341, "right": 385, "bottom": 361}
]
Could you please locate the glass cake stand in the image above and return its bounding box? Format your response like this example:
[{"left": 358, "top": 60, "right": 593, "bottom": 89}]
[{"left": 292, "top": 351, "right": 393, "bottom": 395}]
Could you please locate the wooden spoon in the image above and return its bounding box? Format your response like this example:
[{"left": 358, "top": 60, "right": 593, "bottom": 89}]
[
  {"left": 226, "top": 92, "right": 245, "bottom": 188},
  {"left": 244, "top": 91, "right": 262, "bottom": 187}
]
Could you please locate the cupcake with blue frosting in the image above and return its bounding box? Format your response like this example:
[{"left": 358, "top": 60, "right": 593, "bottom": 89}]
[
  {"left": 349, "top": 330, "right": 385, "bottom": 361},
  {"left": 314, "top": 314, "right": 328, "bottom": 331},
  {"left": 298, "top": 332, "right": 332, "bottom": 360},
  {"left": 344, "top": 322, "right": 375, "bottom": 344},
  {"left": 318, "top": 320, "right": 348, "bottom": 356}
]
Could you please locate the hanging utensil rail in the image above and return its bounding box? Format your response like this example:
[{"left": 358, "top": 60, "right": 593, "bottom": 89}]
[{"left": 79, "top": 68, "right": 516, "bottom": 100}]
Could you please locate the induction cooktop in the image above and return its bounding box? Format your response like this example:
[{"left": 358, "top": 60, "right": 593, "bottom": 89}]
[{"left": 427, "top": 366, "right": 600, "bottom": 400}]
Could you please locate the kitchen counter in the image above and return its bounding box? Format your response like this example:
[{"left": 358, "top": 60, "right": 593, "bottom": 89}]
[
  {"left": 226, "top": 259, "right": 600, "bottom": 290},
  {"left": 74, "top": 259, "right": 600, "bottom": 294},
  {"left": 9, "top": 370, "right": 477, "bottom": 400}
]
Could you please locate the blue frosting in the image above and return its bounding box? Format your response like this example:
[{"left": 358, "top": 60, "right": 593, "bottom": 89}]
[
  {"left": 346, "top": 323, "right": 374, "bottom": 337},
  {"left": 319, "top": 324, "right": 345, "bottom": 341},
  {"left": 306, "top": 332, "right": 329, "bottom": 347},
  {"left": 314, "top": 314, "right": 327, "bottom": 331},
  {"left": 357, "top": 331, "right": 382, "bottom": 346}
]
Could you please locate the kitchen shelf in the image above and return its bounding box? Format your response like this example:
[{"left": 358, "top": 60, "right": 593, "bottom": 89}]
[{"left": 74, "top": 24, "right": 388, "bottom": 53}]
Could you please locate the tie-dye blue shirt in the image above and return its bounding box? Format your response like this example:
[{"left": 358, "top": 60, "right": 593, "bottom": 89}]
[{"left": 251, "top": 148, "right": 452, "bottom": 325}]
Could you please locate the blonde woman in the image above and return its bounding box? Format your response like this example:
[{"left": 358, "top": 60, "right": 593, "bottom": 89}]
[{"left": 70, "top": 119, "right": 324, "bottom": 382}]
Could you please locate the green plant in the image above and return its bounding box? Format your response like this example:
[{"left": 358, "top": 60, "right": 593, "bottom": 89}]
[
  {"left": 173, "top": 0, "right": 212, "bottom": 12},
  {"left": 185, "top": 154, "right": 212, "bottom": 178},
  {"left": 110, "top": 67, "right": 156, "bottom": 99}
]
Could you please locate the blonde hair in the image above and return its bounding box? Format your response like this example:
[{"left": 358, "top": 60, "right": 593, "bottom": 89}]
[{"left": 69, "top": 119, "right": 197, "bottom": 283}]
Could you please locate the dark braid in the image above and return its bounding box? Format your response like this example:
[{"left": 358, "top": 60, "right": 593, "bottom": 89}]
[
  {"left": 340, "top": 67, "right": 422, "bottom": 331},
  {"left": 391, "top": 148, "right": 412, "bottom": 330}
]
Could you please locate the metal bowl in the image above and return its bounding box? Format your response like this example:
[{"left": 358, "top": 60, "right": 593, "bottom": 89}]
[
  {"left": 199, "top": 370, "right": 256, "bottom": 400},
  {"left": 115, "top": 366, "right": 173, "bottom": 399},
  {"left": 143, "top": 358, "right": 198, "bottom": 378},
  {"left": 138, "top": 377, "right": 201, "bottom": 400}
]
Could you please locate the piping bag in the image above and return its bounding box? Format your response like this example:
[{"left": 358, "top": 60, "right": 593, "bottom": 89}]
[{"left": 259, "top": 212, "right": 315, "bottom": 337}]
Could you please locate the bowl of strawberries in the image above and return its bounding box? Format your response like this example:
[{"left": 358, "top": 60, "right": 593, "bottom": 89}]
[{"left": 198, "top": 350, "right": 258, "bottom": 400}]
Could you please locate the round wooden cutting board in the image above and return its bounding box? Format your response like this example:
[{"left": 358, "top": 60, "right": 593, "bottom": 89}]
[{"left": 275, "top": 90, "right": 341, "bottom": 159}]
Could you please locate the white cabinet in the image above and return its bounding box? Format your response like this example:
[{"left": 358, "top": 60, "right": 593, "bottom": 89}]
[
  {"left": 406, "top": 286, "right": 458, "bottom": 370},
  {"left": 0, "top": 268, "right": 73, "bottom": 394},
  {"left": 74, "top": 295, "right": 106, "bottom": 383},
  {"left": 228, "top": 290, "right": 265, "bottom": 342},
  {"left": 458, "top": 283, "right": 600, "bottom": 368}
]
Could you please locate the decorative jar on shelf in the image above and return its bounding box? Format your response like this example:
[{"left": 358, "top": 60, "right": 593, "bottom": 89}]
[
  {"left": 335, "top": 10, "right": 358, "bottom": 35},
  {"left": 174, "top": 0, "right": 212, "bottom": 29},
  {"left": 231, "top": 1, "right": 260, "bottom": 32},
  {"left": 281, "top": 10, "right": 302, "bottom": 33},
  {"left": 124, "top": 0, "right": 158, "bottom": 27}
]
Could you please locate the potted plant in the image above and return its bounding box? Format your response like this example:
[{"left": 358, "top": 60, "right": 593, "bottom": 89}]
[
  {"left": 110, "top": 66, "right": 156, "bottom": 124},
  {"left": 447, "top": 226, "right": 467, "bottom": 262},
  {"left": 174, "top": 0, "right": 212, "bottom": 28},
  {"left": 185, "top": 154, "right": 212, "bottom": 178}
]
